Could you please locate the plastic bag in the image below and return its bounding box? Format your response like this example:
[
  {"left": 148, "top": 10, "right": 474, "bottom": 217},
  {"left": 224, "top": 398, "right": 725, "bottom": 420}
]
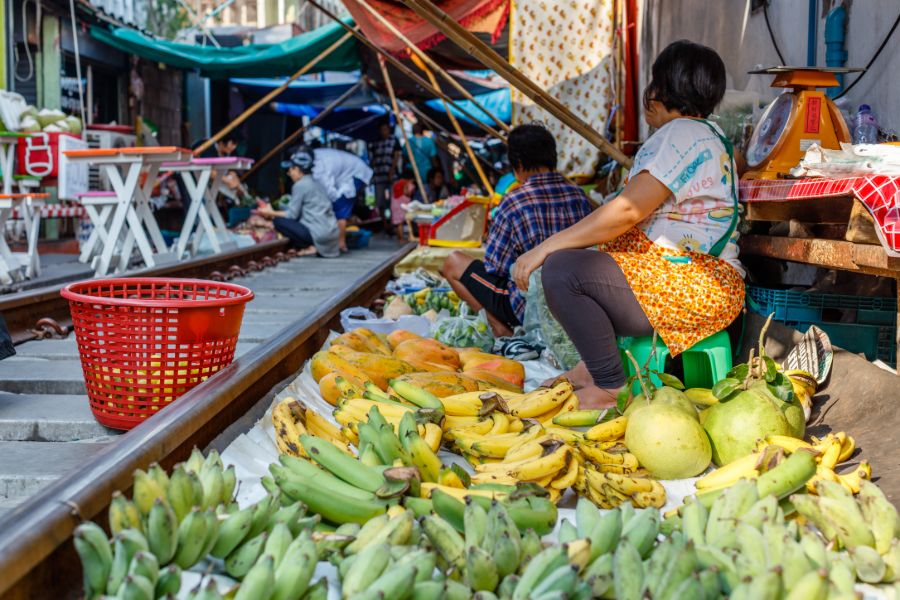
[
  {"left": 431, "top": 306, "right": 494, "bottom": 351},
  {"left": 339, "top": 307, "right": 432, "bottom": 336},
  {"left": 522, "top": 267, "right": 581, "bottom": 370}
]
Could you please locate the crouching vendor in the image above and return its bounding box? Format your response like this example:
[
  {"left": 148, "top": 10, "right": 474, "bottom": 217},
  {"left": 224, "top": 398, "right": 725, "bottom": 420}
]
[
  {"left": 442, "top": 124, "right": 593, "bottom": 337},
  {"left": 511, "top": 41, "right": 745, "bottom": 408},
  {"left": 256, "top": 150, "right": 341, "bottom": 258}
]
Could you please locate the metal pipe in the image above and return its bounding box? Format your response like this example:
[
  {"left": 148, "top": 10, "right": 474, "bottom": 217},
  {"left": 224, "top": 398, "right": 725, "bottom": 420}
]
[{"left": 807, "top": 0, "right": 818, "bottom": 67}]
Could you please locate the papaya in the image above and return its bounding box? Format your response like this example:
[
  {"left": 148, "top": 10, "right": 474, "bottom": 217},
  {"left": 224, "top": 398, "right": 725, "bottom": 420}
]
[
  {"left": 466, "top": 369, "right": 525, "bottom": 394},
  {"left": 393, "top": 338, "right": 461, "bottom": 370},
  {"left": 330, "top": 350, "right": 418, "bottom": 390},
  {"left": 461, "top": 355, "right": 525, "bottom": 388},
  {"left": 318, "top": 371, "right": 366, "bottom": 406},
  {"left": 327, "top": 344, "right": 356, "bottom": 358},
  {"left": 392, "top": 372, "right": 481, "bottom": 397},
  {"left": 351, "top": 328, "right": 392, "bottom": 356},
  {"left": 331, "top": 331, "right": 372, "bottom": 354},
  {"left": 309, "top": 351, "right": 371, "bottom": 384},
  {"left": 402, "top": 358, "right": 459, "bottom": 373},
  {"left": 387, "top": 329, "right": 423, "bottom": 350},
  {"left": 457, "top": 348, "right": 499, "bottom": 365}
]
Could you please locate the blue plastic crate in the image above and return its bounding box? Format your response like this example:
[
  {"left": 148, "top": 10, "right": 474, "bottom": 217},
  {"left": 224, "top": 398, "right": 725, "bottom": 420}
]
[
  {"left": 747, "top": 285, "right": 896, "bottom": 326},
  {"left": 748, "top": 285, "right": 896, "bottom": 367}
]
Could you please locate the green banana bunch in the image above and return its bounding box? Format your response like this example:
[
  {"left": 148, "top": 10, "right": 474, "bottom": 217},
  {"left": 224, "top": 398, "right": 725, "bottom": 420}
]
[
  {"left": 422, "top": 514, "right": 466, "bottom": 573},
  {"left": 172, "top": 507, "right": 214, "bottom": 569},
  {"left": 858, "top": 480, "right": 900, "bottom": 554},
  {"left": 301, "top": 434, "right": 385, "bottom": 493},
  {"left": 147, "top": 498, "right": 178, "bottom": 565},
  {"left": 342, "top": 542, "right": 392, "bottom": 598},
  {"left": 167, "top": 464, "right": 200, "bottom": 523},
  {"left": 225, "top": 530, "right": 268, "bottom": 579},
  {"left": 117, "top": 573, "right": 155, "bottom": 600},
  {"left": 233, "top": 554, "right": 275, "bottom": 600},
  {"left": 512, "top": 545, "right": 568, "bottom": 600},
  {"left": 73, "top": 522, "right": 113, "bottom": 599},
  {"left": 211, "top": 505, "right": 254, "bottom": 559},
  {"left": 621, "top": 508, "right": 660, "bottom": 559},
  {"left": 272, "top": 531, "right": 318, "bottom": 600},
  {"left": 612, "top": 539, "right": 644, "bottom": 600},
  {"left": 154, "top": 564, "right": 182, "bottom": 597},
  {"left": 109, "top": 491, "right": 144, "bottom": 536},
  {"left": 132, "top": 468, "right": 168, "bottom": 517}
]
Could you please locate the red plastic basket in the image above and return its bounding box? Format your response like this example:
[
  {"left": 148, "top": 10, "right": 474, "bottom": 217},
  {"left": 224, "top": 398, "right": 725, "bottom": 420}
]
[{"left": 61, "top": 278, "right": 254, "bottom": 430}]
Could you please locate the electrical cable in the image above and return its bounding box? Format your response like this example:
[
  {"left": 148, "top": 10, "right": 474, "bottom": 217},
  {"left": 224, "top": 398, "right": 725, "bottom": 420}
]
[
  {"left": 763, "top": 2, "right": 787, "bottom": 66},
  {"left": 836, "top": 12, "right": 900, "bottom": 100},
  {"left": 69, "top": 0, "right": 87, "bottom": 120},
  {"left": 14, "top": 0, "right": 39, "bottom": 83}
]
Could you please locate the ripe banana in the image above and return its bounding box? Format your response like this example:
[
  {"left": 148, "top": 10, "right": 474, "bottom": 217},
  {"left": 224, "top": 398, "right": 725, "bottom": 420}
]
[
  {"left": 272, "top": 398, "right": 310, "bottom": 458},
  {"left": 584, "top": 415, "right": 627, "bottom": 442},
  {"left": 505, "top": 381, "right": 573, "bottom": 418},
  {"left": 109, "top": 490, "right": 143, "bottom": 536},
  {"left": 552, "top": 408, "right": 605, "bottom": 428}
]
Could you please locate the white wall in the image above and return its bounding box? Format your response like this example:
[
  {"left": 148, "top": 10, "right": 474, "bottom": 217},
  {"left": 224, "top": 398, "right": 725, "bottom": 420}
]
[{"left": 638, "top": 0, "right": 900, "bottom": 137}]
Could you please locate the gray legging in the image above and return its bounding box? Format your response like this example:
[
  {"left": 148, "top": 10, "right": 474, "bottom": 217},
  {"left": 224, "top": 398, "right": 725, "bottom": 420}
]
[{"left": 542, "top": 250, "right": 653, "bottom": 388}]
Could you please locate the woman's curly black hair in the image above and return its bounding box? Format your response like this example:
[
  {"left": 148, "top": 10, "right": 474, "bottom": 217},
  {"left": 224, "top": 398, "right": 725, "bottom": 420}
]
[{"left": 643, "top": 40, "right": 726, "bottom": 118}]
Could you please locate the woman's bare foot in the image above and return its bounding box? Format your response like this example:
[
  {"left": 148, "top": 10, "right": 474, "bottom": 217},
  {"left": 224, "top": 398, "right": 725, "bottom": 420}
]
[
  {"left": 574, "top": 385, "right": 619, "bottom": 409},
  {"left": 297, "top": 246, "right": 317, "bottom": 257},
  {"left": 543, "top": 361, "right": 593, "bottom": 389}
]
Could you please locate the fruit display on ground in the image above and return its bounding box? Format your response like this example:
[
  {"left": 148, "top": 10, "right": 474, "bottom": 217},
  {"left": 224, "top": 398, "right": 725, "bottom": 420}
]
[{"left": 72, "top": 319, "right": 900, "bottom": 598}]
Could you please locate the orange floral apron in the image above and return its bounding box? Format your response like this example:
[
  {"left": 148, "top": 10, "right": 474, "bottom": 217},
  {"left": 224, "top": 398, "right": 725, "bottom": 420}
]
[
  {"left": 599, "top": 119, "right": 745, "bottom": 356},
  {"left": 599, "top": 228, "right": 744, "bottom": 356}
]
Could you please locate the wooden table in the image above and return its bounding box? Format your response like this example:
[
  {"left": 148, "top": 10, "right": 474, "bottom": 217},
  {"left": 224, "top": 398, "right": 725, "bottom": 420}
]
[
  {"left": 162, "top": 156, "right": 253, "bottom": 259},
  {"left": 63, "top": 147, "right": 189, "bottom": 276},
  {"left": 740, "top": 234, "right": 900, "bottom": 372}
]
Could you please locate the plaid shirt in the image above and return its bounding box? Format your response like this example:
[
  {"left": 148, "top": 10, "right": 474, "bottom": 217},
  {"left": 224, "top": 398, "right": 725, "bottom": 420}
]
[{"left": 485, "top": 172, "right": 593, "bottom": 321}]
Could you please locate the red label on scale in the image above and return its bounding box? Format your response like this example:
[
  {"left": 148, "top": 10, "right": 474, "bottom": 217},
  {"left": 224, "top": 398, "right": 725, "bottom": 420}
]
[{"left": 806, "top": 97, "right": 821, "bottom": 133}]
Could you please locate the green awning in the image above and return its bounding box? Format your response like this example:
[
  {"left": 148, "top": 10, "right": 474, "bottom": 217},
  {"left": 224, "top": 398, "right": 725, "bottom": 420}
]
[{"left": 90, "top": 19, "right": 361, "bottom": 79}]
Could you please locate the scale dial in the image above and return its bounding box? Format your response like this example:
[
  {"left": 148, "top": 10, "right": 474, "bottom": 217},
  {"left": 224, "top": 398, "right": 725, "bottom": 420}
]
[{"left": 746, "top": 93, "right": 797, "bottom": 168}]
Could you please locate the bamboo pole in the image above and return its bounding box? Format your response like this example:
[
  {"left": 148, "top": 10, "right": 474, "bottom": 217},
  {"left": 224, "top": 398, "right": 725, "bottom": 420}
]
[
  {"left": 194, "top": 28, "right": 356, "bottom": 156},
  {"left": 240, "top": 80, "right": 364, "bottom": 181},
  {"left": 377, "top": 56, "right": 429, "bottom": 207},
  {"left": 411, "top": 53, "right": 493, "bottom": 196},
  {"left": 306, "top": 0, "right": 506, "bottom": 142},
  {"left": 398, "top": 0, "right": 633, "bottom": 168},
  {"left": 349, "top": 0, "right": 510, "bottom": 134}
]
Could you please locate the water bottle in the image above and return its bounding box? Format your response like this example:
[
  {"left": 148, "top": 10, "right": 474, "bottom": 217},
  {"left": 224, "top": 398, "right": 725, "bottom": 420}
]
[{"left": 852, "top": 104, "right": 879, "bottom": 145}]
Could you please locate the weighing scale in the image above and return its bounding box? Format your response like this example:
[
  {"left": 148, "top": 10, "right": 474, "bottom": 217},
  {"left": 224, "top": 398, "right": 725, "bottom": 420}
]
[{"left": 742, "top": 67, "right": 862, "bottom": 180}]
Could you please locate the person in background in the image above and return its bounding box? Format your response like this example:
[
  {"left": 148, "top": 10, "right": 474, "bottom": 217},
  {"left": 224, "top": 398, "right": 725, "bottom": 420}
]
[
  {"left": 256, "top": 150, "right": 340, "bottom": 258},
  {"left": 442, "top": 124, "right": 593, "bottom": 337},
  {"left": 310, "top": 146, "right": 373, "bottom": 253},
  {"left": 391, "top": 179, "right": 414, "bottom": 242},
  {"left": 511, "top": 40, "right": 744, "bottom": 408},
  {"left": 368, "top": 121, "right": 402, "bottom": 234},
  {"left": 195, "top": 131, "right": 242, "bottom": 159},
  {"left": 407, "top": 122, "right": 439, "bottom": 184},
  {"left": 413, "top": 168, "right": 451, "bottom": 204}
]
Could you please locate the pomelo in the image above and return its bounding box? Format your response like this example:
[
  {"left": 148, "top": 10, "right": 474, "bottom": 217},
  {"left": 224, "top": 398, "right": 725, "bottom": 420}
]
[{"left": 624, "top": 403, "right": 712, "bottom": 479}]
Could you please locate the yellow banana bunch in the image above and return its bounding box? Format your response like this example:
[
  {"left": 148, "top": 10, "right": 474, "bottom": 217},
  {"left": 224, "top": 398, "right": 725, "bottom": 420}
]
[
  {"left": 272, "top": 398, "right": 311, "bottom": 458},
  {"left": 579, "top": 465, "right": 666, "bottom": 509},
  {"left": 535, "top": 392, "right": 579, "bottom": 426},
  {"left": 504, "top": 380, "right": 574, "bottom": 418},
  {"left": 695, "top": 451, "right": 762, "bottom": 491},
  {"left": 438, "top": 390, "right": 494, "bottom": 417},
  {"left": 578, "top": 442, "right": 641, "bottom": 474},
  {"left": 453, "top": 422, "right": 544, "bottom": 459},
  {"left": 420, "top": 482, "right": 507, "bottom": 501}
]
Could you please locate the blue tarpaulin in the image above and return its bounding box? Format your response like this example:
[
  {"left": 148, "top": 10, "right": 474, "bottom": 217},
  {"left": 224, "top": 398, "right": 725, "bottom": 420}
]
[{"left": 424, "top": 88, "right": 510, "bottom": 127}]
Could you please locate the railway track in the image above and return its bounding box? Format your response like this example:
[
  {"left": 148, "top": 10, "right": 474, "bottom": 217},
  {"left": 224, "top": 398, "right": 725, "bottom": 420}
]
[{"left": 0, "top": 240, "right": 412, "bottom": 599}]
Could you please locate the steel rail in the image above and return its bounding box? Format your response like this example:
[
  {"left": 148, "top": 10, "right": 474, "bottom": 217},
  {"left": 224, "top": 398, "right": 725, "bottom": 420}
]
[
  {"left": 0, "top": 243, "right": 414, "bottom": 599},
  {"left": 0, "top": 239, "right": 290, "bottom": 343}
]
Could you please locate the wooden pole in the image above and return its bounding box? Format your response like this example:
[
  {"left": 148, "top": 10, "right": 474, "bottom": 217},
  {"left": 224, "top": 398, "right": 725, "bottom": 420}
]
[
  {"left": 398, "top": 0, "right": 633, "bottom": 168},
  {"left": 349, "top": 0, "right": 510, "bottom": 134},
  {"left": 240, "top": 80, "right": 364, "bottom": 181},
  {"left": 306, "top": 0, "right": 506, "bottom": 142},
  {"left": 411, "top": 53, "right": 493, "bottom": 196},
  {"left": 377, "top": 56, "right": 429, "bottom": 207},
  {"left": 193, "top": 28, "right": 356, "bottom": 156}
]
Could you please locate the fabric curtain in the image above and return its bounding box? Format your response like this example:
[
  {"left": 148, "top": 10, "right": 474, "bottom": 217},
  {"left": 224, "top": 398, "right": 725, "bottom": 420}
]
[
  {"left": 342, "top": 0, "right": 508, "bottom": 53},
  {"left": 510, "top": 0, "right": 616, "bottom": 177}
]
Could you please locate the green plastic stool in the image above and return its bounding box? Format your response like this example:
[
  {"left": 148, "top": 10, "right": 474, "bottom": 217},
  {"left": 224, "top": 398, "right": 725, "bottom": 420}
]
[{"left": 618, "top": 330, "right": 732, "bottom": 393}]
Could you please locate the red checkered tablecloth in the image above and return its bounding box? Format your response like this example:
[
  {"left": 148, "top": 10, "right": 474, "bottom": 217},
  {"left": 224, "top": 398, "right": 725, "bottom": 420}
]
[{"left": 740, "top": 176, "right": 900, "bottom": 257}]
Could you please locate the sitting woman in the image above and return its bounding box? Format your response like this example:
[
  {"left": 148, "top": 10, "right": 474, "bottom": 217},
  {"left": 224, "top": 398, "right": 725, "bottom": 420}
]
[
  {"left": 256, "top": 150, "right": 341, "bottom": 258},
  {"left": 512, "top": 40, "right": 745, "bottom": 408}
]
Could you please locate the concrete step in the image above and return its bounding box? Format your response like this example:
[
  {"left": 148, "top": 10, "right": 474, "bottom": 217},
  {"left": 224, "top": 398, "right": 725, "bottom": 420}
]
[
  {"left": 0, "top": 393, "right": 116, "bottom": 441},
  {"left": 0, "top": 359, "right": 87, "bottom": 394},
  {"left": 0, "top": 440, "right": 109, "bottom": 500}
]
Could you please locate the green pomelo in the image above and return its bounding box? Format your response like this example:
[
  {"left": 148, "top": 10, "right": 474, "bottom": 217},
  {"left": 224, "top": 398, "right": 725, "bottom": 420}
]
[
  {"left": 624, "top": 386, "right": 698, "bottom": 421},
  {"left": 624, "top": 403, "right": 711, "bottom": 479},
  {"left": 701, "top": 385, "right": 793, "bottom": 466}
]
